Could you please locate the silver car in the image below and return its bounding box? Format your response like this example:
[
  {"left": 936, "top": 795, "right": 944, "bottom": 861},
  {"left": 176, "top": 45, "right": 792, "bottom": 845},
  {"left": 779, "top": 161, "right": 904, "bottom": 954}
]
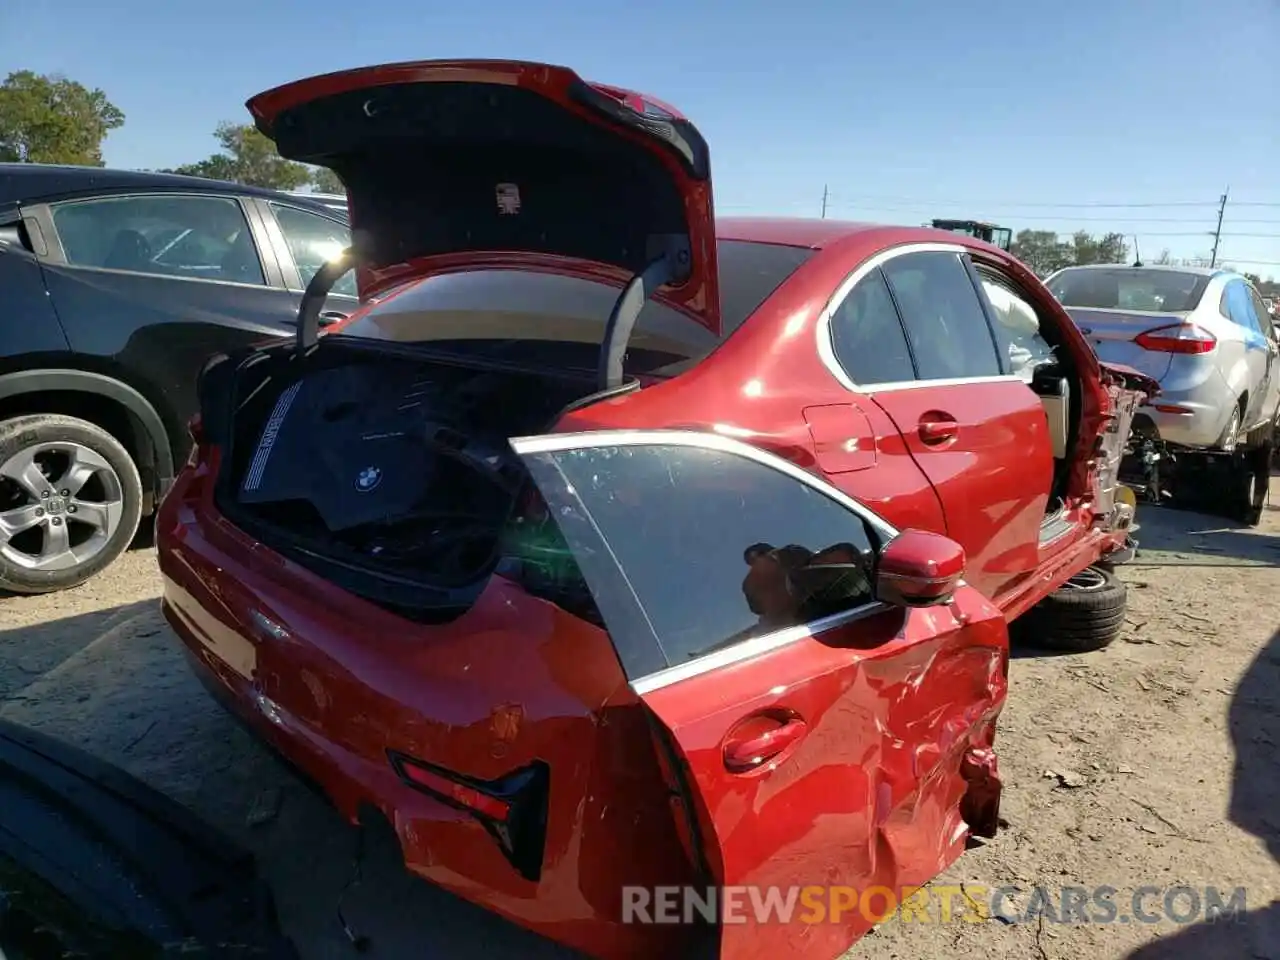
[{"left": 1045, "top": 265, "right": 1280, "bottom": 451}]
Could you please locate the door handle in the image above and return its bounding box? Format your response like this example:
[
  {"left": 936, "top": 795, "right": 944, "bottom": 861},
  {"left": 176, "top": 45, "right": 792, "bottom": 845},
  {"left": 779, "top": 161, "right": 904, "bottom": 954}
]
[
  {"left": 723, "top": 718, "right": 808, "bottom": 773},
  {"left": 318, "top": 310, "right": 349, "bottom": 327},
  {"left": 918, "top": 416, "right": 959, "bottom": 445}
]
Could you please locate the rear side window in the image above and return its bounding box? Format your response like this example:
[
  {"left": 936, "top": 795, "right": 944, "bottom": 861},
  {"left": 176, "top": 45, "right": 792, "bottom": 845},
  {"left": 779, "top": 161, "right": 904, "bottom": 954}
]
[
  {"left": 977, "top": 272, "right": 1056, "bottom": 380},
  {"left": 1048, "top": 268, "right": 1208, "bottom": 313},
  {"left": 829, "top": 269, "right": 916, "bottom": 385},
  {"left": 519, "top": 443, "right": 880, "bottom": 677},
  {"left": 269, "top": 202, "right": 358, "bottom": 297},
  {"left": 1225, "top": 281, "right": 1263, "bottom": 335},
  {"left": 50, "top": 194, "right": 265, "bottom": 285},
  {"left": 882, "top": 252, "right": 1002, "bottom": 380},
  {"left": 1249, "top": 290, "right": 1275, "bottom": 338}
]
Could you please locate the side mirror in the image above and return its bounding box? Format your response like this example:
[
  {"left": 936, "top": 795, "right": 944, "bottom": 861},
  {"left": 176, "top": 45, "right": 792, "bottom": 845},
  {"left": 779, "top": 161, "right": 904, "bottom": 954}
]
[{"left": 875, "top": 530, "right": 966, "bottom": 608}]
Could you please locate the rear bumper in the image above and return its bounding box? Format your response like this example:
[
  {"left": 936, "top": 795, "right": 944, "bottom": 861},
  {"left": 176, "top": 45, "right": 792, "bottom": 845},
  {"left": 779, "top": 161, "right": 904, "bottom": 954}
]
[
  {"left": 156, "top": 476, "right": 693, "bottom": 960},
  {"left": 1142, "top": 368, "right": 1236, "bottom": 448}
]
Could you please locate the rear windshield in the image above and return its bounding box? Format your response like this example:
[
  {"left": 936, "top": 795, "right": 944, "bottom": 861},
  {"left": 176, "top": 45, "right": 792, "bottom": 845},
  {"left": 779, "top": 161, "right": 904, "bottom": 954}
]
[
  {"left": 1047, "top": 268, "right": 1209, "bottom": 312},
  {"left": 338, "top": 239, "right": 815, "bottom": 375}
]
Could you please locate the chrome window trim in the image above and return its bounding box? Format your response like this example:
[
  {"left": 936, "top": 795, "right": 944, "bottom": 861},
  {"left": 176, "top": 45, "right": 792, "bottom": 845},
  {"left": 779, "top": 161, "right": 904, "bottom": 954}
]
[
  {"left": 510, "top": 428, "right": 899, "bottom": 543},
  {"left": 508, "top": 429, "right": 903, "bottom": 692},
  {"left": 630, "top": 601, "right": 891, "bottom": 695},
  {"left": 815, "top": 241, "right": 1022, "bottom": 394}
]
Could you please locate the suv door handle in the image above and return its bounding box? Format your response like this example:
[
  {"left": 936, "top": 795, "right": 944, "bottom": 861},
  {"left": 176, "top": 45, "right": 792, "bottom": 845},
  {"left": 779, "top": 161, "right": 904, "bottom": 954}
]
[
  {"left": 318, "top": 310, "right": 348, "bottom": 327},
  {"left": 723, "top": 718, "right": 808, "bottom": 773},
  {"left": 918, "top": 416, "right": 959, "bottom": 445}
]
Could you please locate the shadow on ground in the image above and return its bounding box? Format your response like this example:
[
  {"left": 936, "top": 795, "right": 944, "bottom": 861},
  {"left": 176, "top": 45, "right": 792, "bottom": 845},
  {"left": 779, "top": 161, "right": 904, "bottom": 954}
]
[
  {"left": 1124, "top": 627, "right": 1280, "bottom": 960},
  {"left": 0, "top": 598, "right": 159, "bottom": 699},
  {"left": 0, "top": 599, "right": 584, "bottom": 960},
  {"left": 1127, "top": 501, "right": 1280, "bottom": 567}
]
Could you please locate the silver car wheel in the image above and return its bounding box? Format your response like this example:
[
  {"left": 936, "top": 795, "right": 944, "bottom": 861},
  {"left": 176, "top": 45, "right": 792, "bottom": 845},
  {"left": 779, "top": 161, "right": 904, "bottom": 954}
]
[
  {"left": 0, "top": 440, "right": 125, "bottom": 571},
  {"left": 1061, "top": 567, "right": 1109, "bottom": 591}
]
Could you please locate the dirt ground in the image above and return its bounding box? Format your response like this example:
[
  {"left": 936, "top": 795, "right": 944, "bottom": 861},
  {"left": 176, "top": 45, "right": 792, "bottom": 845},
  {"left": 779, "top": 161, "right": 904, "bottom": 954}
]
[{"left": 2, "top": 484, "right": 1278, "bottom": 960}]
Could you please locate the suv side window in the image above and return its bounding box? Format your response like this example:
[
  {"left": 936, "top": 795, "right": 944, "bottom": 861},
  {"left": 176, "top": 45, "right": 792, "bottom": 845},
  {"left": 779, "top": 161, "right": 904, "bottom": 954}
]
[
  {"left": 829, "top": 269, "right": 916, "bottom": 385},
  {"left": 518, "top": 442, "right": 881, "bottom": 675},
  {"left": 269, "top": 203, "right": 357, "bottom": 298},
  {"left": 50, "top": 194, "right": 265, "bottom": 285},
  {"left": 881, "top": 251, "right": 1003, "bottom": 380}
]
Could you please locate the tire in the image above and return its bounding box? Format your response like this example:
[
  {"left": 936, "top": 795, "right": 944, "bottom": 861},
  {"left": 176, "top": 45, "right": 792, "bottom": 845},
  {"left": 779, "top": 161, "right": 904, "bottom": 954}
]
[
  {"left": 1228, "top": 446, "right": 1270, "bottom": 527},
  {"left": 1215, "top": 402, "right": 1243, "bottom": 453},
  {"left": 0, "top": 414, "right": 143, "bottom": 595},
  {"left": 1013, "top": 566, "right": 1127, "bottom": 653}
]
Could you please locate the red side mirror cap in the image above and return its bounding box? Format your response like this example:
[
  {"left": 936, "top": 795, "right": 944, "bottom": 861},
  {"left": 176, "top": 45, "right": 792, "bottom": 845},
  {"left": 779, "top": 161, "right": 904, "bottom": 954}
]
[{"left": 876, "top": 530, "right": 966, "bottom": 607}]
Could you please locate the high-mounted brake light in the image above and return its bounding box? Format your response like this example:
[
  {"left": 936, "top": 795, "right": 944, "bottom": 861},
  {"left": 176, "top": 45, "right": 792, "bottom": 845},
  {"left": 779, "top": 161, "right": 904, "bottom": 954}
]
[{"left": 1133, "top": 323, "right": 1217, "bottom": 355}]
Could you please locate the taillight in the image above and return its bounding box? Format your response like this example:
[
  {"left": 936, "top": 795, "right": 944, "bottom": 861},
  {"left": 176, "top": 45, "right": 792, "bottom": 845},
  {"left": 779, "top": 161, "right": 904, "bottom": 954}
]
[
  {"left": 387, "top": 752, "right": 551, "bottom": 881},
  {"left": 1133, "top": 323, "right": 1216, "bottom": 354}
]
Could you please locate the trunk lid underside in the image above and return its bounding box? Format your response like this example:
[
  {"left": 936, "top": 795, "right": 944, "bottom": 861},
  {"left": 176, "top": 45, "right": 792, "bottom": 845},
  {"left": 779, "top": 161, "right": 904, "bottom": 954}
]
[{"left": 247, "top": 59, "right": 721, "bottom": 336}]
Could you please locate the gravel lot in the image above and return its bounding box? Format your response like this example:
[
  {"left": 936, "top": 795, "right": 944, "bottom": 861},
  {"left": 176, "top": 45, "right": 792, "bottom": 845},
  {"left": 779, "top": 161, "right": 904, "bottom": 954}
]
[{"left": 2, "top": 483, "right": 1278, "bottom": 960}]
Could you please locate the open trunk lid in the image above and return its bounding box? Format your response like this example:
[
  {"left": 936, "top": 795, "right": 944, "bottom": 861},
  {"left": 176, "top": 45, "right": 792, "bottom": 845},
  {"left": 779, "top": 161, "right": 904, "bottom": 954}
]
[{"left": 247, "top": 60, "right": 720, "bottom": 358}]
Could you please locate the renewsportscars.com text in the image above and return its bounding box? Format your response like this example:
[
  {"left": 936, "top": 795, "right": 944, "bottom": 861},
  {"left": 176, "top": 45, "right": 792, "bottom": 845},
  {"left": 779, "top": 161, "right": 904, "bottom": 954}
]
[{"left": 622, "top": 884, "right": 1248, "bottom": 926}]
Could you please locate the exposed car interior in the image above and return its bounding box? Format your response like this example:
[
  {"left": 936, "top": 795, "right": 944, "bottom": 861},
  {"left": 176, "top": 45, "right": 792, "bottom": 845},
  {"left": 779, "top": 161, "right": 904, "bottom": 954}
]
[
  {"left": 215, "top": 340, "right": 603, "bottom": 620},
  {"left": 975, "top": 265, "right": 1080, "bottom": 519}
]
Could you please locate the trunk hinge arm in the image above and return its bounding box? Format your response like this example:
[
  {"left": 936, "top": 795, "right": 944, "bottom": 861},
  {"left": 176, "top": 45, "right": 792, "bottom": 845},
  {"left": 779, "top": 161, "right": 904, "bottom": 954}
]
[
  {"left": 597, "top": 235, "right": 692, "bottom": 391},
  {"left": 295, "top": 246, "right": 358, "bottom": 358}
]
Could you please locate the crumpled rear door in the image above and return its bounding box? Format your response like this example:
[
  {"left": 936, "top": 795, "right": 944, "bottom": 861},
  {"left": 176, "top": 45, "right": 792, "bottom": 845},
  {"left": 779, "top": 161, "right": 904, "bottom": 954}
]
[{"left": 512, "top": 430, "right": 1009, "bottom": 960}]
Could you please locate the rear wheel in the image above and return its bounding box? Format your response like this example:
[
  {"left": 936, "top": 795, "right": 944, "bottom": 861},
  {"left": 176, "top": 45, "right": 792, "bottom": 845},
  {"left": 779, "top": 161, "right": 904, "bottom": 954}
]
[
  {"left": 1229, "top": 446, "right": 1270, "bottom": 527},
  {"left": 1013, "top": 566, "right": 1127, "bottom": 653},
  {"left": 0, "top": 414, "right": 142, "bottom": 595},
  {"left": 1215, "top": 402, "right": 1243, "bottom": 453}
]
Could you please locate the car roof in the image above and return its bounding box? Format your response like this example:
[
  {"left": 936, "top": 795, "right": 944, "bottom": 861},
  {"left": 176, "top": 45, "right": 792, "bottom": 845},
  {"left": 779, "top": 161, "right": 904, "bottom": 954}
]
[
  {"left": 715, "top": 217, "right": 958, "bottom": 250},
  {"left": 0, "top": 163, "right": 344, "bottom": 217}
]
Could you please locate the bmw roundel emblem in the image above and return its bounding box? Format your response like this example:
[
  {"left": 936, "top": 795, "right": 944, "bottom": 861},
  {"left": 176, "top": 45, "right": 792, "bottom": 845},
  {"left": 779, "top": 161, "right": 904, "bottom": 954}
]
[{"left": 355, "top": 466, "right": 382, "bottom": 492}]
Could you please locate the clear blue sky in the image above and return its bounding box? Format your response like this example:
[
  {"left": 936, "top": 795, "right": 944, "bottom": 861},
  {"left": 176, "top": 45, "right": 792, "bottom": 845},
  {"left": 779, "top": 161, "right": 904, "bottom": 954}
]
[{"left": 4, "top": 0, "right": 1278, "bottom": 275}]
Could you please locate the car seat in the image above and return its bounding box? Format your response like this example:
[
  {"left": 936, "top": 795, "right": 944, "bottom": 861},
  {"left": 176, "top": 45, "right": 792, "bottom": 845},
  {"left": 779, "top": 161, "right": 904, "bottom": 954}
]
[
  {"left": 103, "top": 229, "right": 153, "bottom": 271},
  {"left": 219, "top": 230, "right": 262, "bottom": 284}
]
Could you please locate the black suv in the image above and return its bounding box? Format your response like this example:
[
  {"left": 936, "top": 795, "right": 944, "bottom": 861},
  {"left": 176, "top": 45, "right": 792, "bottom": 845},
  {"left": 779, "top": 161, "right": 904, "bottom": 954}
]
[{"left": 0, "top": 164, "right": 353, "bottom": 594}]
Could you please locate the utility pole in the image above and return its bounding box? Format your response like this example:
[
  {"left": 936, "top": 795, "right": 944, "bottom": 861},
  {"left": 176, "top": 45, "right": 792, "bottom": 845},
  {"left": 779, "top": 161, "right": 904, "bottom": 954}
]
[
  {"left": 1209, "top": 187, "right": 1228, "bottom": 268},
  {"left": 821, "top": 184, "right": 828, "bottom": 219}
]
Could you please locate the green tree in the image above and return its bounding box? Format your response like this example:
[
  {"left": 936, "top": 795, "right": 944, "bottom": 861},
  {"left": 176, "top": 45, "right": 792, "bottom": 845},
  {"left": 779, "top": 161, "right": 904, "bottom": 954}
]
[
  {"left": 1010, "top": 230, "right": 1075, "bottom": 277},
  {"left": 310, "top": 166, "right": 345, "bottom": 194},
  {"left": 1011, "top": 228, "right": 1133, "bottom": 276},
  {"left": 1071, "top": 231, "right": 1129, "bottom": 266},
  {"left": 0, "top": 70, "right": 124, "bottom": 165},
  {"left": 170, "top": 122, "right": 310, "bottom": 190}
]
